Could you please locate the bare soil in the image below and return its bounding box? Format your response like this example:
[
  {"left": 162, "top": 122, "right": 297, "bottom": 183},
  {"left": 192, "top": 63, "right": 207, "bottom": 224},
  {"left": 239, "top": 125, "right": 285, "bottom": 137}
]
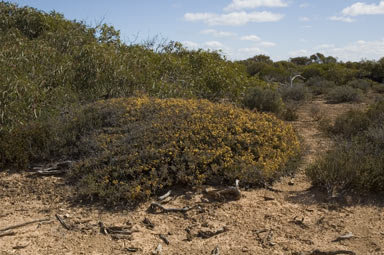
[{"left": 1, "top": 98, "right": 383, "bottom": 255}]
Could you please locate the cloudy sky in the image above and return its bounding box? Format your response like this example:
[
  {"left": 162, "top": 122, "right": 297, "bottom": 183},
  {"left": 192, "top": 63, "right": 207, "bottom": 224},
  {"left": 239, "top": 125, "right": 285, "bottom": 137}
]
[{"left": 10, "top": 0, "right": 384, "bottom": 61}]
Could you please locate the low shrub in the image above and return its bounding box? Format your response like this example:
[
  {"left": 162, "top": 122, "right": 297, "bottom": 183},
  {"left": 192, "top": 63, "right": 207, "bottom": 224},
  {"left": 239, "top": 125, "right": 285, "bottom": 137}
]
[
  {"left": 305, "top": 77, "right": 336, "bottom": 95},
  {"left": 279, "top": 84, "right": 311, "bottom": 102},
  {"left": 306, "top": 101, "right": 384, "bottom": 195},
  {"left": 326, "top": 86, "right": 362, "bottom": 103},
  {"left": 242, "top": 86, "right": 284, "bottom": 114},
  {"left": 372, "top": 83, "right": 384, "bottom": 94},
  {"left": 346, "top": 79, "right": 371, "bottom": 92}
]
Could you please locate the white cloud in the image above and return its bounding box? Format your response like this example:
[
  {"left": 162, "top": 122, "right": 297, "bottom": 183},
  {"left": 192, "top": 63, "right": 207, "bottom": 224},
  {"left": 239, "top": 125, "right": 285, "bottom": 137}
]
[
  {"left": 289, "top": 49, "right": 309, "bottom": 56},
  {"left": 184, "top": 11, "right": 283, "bottom": 26},
  {"left": 224, "top": 0, "right": 288, "bottom": 11},
  {"left": 288, "top": 39, "right": 384, "bottom": 61},
  {"left": 259, "top": 41, "right": 276, "bottom": 47},
  {"left": 329, "top": 16, "right": 355, "bottom": 23},
  {"left": 238, "top": 47, "right": 262, "bottom": 53},
  {"left": 299, "top": 3, "right": 309, "bottom": 8},
  {"left": 204, "top": 41, "right": 224, "bottom": 48},
  {"left": 240, "top": 34, "right": 261, "bottom": 42},
  {"left": 182, "top": 41, "right": 199, "bottom": 49},
  {"left": 201, "top": 29, "right": 236, "bottom": 37},
  {"left": 329, "top": 39, "right": 384, "bottom": 61},
  {"left": 299, "top": 17, "right": 310, "bottom": 22},
  {"left": 314, "top": 44, "right": 335, "bottom": 50},
  {"left": 342, "top": 1, "right": 384, "bottom": 16}
]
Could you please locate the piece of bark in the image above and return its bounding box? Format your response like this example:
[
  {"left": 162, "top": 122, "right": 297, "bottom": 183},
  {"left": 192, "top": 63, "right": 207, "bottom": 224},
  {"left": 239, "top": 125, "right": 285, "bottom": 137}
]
[
  {"left": 211, "top": 246, "right": 220, "bottom": 255},
  {"left": 197, "top": 226, "right": 228, "bottom": 239},
  {"left": 55, "top": 214, "right": 72, "bottom": 230},
  {"left": 0, "top": 231, "right": 16, "bottom": 238},
  {"left": 152, "top": 244, "right": 162, "bottom": 255},
  {"left": 13, "top": 244, "right": 29, "bottom": 250},
  {"left": 159, "top": 234, "right": 169, "bottom": 245},
  {"left": 143, "top": 218, "right": 155, "bottom": 229},
  {"left": 0, "top": 218, "right": 51, "bottom": 232}
]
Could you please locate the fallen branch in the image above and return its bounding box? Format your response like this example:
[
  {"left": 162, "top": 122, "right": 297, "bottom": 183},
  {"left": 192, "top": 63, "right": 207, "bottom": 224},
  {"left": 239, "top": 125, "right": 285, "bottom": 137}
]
[
  {"left": 197, "top": 226, "right": 228, "bottom": 239},
  {"left": 33, "top": 160, "right": 73, "bottom": 176},
  {"left": 0, "top": 218, "right": 50, "bottom": 232},
  {"left": 55, "top": 214, "right": 72, "bottom": 230},
  {"left": 148, "top": 202, "right": 196, "bottom": 214},
  {"left": 13, "top": 244, "right": 29, "bottom": 250},
  {"left": 158, "top": 190, "right": 172, "bottom": 201},
  {"left": 332, "top": 232, "right": 355, "bottom": 242},
  {"left": 0, "top": 231, "right": 16, "bottom": 238},
  {"left": 293, "top": 249, "right": 356, "bottom": 255}
]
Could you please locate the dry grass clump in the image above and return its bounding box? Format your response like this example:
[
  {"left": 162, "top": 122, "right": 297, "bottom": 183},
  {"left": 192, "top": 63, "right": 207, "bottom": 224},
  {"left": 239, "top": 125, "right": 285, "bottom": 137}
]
[{"left": 64, "top": 97, "right": 300, "bottom": 205}]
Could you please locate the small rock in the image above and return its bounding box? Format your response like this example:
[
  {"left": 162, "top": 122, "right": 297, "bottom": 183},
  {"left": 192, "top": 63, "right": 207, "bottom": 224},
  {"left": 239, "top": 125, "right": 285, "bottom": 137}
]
[
  {"left": 288, "top": 180, "right": 294, "bottom": 186},
  {"left": 242, "top": 247, "right": 249, "bottom": 252}
]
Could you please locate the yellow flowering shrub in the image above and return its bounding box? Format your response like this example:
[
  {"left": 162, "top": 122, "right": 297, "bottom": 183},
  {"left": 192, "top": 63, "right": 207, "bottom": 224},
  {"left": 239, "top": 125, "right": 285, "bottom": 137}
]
[{"left": 68, "top": 96, "right": 300, "bottom": 205}]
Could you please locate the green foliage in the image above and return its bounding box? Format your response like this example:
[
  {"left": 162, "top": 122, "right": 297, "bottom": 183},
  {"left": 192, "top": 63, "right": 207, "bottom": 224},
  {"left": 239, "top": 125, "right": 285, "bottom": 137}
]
[
  {"left": 0, "top": 2, "right": 250, "bottom": 135},
  {"left": 4, "top": 97, "right": 299, "bottom": 205},
  {"left": 305, "top": 77, "right": 336, "bottom": 95},
  {"left": 307, "top": 101, "right": 384, "bottom": 194},
  {"left": 346, "top": 79, "right": 372, "bottom": 92},
  {"left": 279, "top": 85, "right": 311, "bottom": 102},
  {"left": 242, "top": 86, "right": 284, "bottom": 114},
  {"left": 326, "top": 86, "right": 362, "bottom": 103}
]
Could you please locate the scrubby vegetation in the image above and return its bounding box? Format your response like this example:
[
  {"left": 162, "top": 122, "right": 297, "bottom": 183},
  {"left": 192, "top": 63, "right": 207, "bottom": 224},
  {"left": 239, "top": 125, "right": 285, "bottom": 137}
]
[
  {"left": 1, "top": 2, "right": 384, "bottom": 205},
  {"left": 306, "top": 101, "right": 384, "bottom": 194}
]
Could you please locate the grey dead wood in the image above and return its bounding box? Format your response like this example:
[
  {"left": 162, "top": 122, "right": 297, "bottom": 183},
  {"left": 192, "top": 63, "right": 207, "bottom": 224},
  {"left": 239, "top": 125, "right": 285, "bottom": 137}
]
[
  {"left": 0, "top": 218, "right": 51, "bottom": 232},
  {"left": 332, "top": 232, "right": 355, "bottom": 242},
  {"left": 55, "top": 214, "right": 72, "bottom": 230},
  {"left": 158, "top": 190, "right": 172, "bottom": 201},
  {"left": 152, "top": 243, "right": 162, "bottom": 255},
  {"left": 293, "top": 249, "right": 356, "bottom": 255},
  {"left": 148, "top": 202, "right": 197, "bottom": 214}
]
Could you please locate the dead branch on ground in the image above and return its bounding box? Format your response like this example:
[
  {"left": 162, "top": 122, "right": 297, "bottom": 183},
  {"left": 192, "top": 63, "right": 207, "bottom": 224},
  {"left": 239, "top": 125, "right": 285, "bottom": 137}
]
[{"left": 0, "top": 218, "right": 51, "bottom": 232}]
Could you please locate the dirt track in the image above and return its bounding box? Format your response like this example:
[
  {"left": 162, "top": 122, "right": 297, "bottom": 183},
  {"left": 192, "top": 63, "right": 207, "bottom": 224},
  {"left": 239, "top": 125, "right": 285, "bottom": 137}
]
[{"left": 1, "top": 99, "right": 383, "bottom": 255}]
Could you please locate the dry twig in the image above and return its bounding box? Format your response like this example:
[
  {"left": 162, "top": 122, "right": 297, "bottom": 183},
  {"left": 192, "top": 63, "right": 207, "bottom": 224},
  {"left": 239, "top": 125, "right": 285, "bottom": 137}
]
[
  {"left": 197, "top": 226, "right": 228, "bottom": 239},
  {"left": 55, "top": 214, "right": 72, "bottom": 230},
  {"left": 0, "top": 218, "right": 50, "bottom": 232},
  {"left": 148, "top": 202, "right": 196, "bottom": 214}
]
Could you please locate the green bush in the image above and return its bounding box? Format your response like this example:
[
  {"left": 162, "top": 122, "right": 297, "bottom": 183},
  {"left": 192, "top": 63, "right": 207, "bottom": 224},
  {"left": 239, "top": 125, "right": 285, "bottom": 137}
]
[
  {"left": 326, "top": 86, "right": 362, "bottom": 103},
  {"left": 346, "top": 79, "right": 371, "bottom": 92},
  {"left": 279, "top": 84, "right": 311, "bottom": 102},
  {"left": 372, "top": 83, "right": 384, "bottom": 94},
  {"left": 4, "top": 97, "right": 298, "bottom": 205},
  {"left": 305, "top": 77, "right": 336, "bottom": 95},
  {"left": 307, "top": 101, "right": 384, "bottom": 195},
  {"left": 242, "top": 86, "right": 284, "bottom": 114}
]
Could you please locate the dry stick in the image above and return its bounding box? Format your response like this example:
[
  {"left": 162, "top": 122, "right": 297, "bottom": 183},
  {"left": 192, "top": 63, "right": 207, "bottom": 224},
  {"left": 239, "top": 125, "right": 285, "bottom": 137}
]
[
  {"left": 0, "top": 218, "right": 50, "bottom": 232},
  {"left": 55, "top": 214, "right": 71, "bottom": 230},
  {"left": 158, "top": 190, "right": 172, "bottom": 201},
  {"left": 0, "top": 231, "right": 16, "bottom": 238},
  {"left": 148, "top": 202, "right": 196, "bottom": 214},
  {"left": 294, "top": 249, "right": 356, "bottom": 255}
]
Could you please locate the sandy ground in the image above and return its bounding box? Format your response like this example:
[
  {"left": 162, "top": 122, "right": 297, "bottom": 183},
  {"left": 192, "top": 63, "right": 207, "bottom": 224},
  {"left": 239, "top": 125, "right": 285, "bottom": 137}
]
[{"left": 1, "top": 98, "right": 383, "bottom": 255}]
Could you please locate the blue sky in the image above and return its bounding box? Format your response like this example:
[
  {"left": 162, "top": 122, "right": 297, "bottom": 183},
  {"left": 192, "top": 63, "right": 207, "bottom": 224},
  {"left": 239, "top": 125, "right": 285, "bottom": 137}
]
[{"left": 9, "top": 0, "right": 384, "bottom": 62}]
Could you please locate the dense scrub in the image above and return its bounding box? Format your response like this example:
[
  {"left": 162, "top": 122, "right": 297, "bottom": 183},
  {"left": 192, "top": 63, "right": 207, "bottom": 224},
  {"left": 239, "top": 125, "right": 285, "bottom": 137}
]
[
  {"left": 306, "top": 101, "right": 384, "bottom": 194},
  {"left": 3, "top": 97, "right": 300, "bottom": 205}
]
